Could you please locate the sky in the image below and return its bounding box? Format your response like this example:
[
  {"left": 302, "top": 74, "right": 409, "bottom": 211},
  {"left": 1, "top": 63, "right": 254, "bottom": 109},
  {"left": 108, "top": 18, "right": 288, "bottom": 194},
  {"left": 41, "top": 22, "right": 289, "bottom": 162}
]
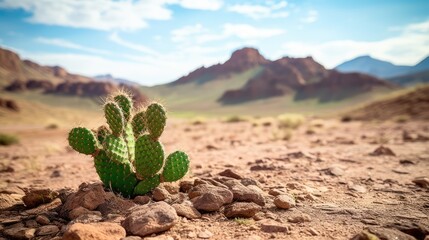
[{"left": 0, "top": 0, "right": 428, "bottom": 86}]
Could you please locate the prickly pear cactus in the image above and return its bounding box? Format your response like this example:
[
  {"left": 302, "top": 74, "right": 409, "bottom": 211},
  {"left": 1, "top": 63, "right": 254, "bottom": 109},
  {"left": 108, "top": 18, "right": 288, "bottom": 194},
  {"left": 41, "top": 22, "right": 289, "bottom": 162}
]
[{"left": 67, "top": 92, "right": 190, "bottom": 197}]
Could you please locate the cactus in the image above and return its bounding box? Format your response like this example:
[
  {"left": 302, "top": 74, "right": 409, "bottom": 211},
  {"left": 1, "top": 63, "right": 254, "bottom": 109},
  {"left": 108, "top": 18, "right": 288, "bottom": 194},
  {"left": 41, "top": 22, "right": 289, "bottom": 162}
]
[{"left": 67, "top": 92, "right": 190, "bottom": 197}]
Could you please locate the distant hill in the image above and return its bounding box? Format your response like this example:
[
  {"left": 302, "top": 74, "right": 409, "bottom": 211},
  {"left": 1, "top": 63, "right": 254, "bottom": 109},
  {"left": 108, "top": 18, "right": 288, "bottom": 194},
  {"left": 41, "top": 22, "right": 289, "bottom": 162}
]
[
  {"left": 335, "top": 55, "right": 429, "bottom": 81},
  {"left": 0, "top": 47, "right": 92, "bottom": 87},
  {"left": 388, "top": 70, "right": 429, "bottom": 86},
  {"left": 346, "top": 85, "right": 429, "bottom": 121},
  {"left": 217, "top": 52, "right": 395, "bottom": 104},
  {"left": 142, "top": 47, "right": 398, "bottom": 116},
  {"left": 0, "top": 46, "right": 147, "bottom": 104},
  {"left": 93, "top": 74, "right": 139, "bottom": 86}
]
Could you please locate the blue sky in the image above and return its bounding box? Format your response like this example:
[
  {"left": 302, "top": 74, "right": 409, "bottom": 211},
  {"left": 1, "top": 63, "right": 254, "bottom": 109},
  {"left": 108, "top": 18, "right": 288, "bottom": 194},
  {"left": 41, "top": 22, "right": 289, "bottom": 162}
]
[{"left": 0, "top": 0, "right": 428, "bottom": 85}]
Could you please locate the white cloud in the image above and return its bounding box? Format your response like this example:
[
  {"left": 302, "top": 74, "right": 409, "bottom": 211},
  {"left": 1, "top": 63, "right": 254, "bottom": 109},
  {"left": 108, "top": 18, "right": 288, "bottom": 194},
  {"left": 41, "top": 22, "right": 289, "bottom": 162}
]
[
  {"left": 172, "top": 23, "right": 284, "bottom": 44},
  {"left": 282, "top": 19, "right": 429, "bottom": 68},
  {"left": 171, "top": 24, "right": 206, "bottom": 42},
  {"left": 109, "top": 33, "right": 158, "bottom": 55},
  {"left": 35, "top": 37, "right": 110, "bottom": 55},
  {"left": 177, "top": 0, "right": 223, "bottom": 11},
  {"left": 227, "top": 1, "right": 289, "bottom": 19},
  {"left": 301, "top": 10, "right": 318, "bottom": 23},
  {"left": 0, "top": 0, "right": 223, "bottom": 31}
]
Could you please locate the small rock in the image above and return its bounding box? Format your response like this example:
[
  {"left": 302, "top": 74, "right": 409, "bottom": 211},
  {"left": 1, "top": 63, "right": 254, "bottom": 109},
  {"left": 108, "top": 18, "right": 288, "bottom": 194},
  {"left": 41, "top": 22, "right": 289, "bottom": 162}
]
[
  {"left": 198, "top": 229, "right": 214, "bottom": 239},
  {"left": 122, "top": 201, "right": 178, "bottom": 237},
  {"left": 349, "top": 184, "right": 367, "bottom": 193},
  {"left": 25, "top": 219, "right": 38, "bottom": 228},
  {"left": 259, "top": 219, "right": 289, "bottom": 233},
  {"left": 192, "top": 192, "right": 226, "bottom": 212},
  {"left": 121, "top": 237, "right": 142, "bottom": 240},
  {"left": 22, "top": 189, "right": 58, "bottom": 208},
  {"left": 24, "top": 198, "right": 62, "bottom": 215},
  {"left": 69, "top": 206, "right": 92, "bottom": 220},
  {"left": 60, "top": 183, "right": 106, "bottom": 219},
  {"left": 179, "top": 180, "right": 194, "bottom": 193},
  {"left": 370, "top": 146, "right": 396, "bottom": 156},
  {"left": 3, "top": 227, "right": 36, "bottom": 239},
  {"left": 222, "top": 180, "right": 265, "bottom": 206},
  {"left": 72, "top": 212, "right": 103, "bottom": 224},
  {"left": 133, "top": 196, "right": 151, "bottom": 205},
  {"left": 224, "top": 202, "right": 262, "bottom": 218},
  {"left": 352, "top": 227, "right": 416, "bottom": 240},
  {"left": 160, "top": 183, "right": 179, "bottom": 194},
  {"left": 268, "top": 188, "right": 287, "bottom": 196},
  {"left": 145, "top": 236, "right": 174, "bottom": 240},
  {"left": 172, "top": 202, "right": 201, "bottom": 219},
  {"left": 412, "top": 177, "right": 429, "bottom": 188},
  {"left": 308, "top": 227, "right": 319, "bottom": 236},
  {"left": 0, "top": 193, "right": 22, "bottom": 210},
  {"left": 189, "top": 184, "right": 233, "bottom": 212},
  {"left": 218, "top": 169, "right": 243, "bottom": 179},
  {"left": 63, "top": 222, "right": 126, "bottom": 240},
  {"left": 287, "top": 214, "right": 311, "bottom": 223},
  {"left": 328, "top": 166, "right": 344, "bottom": 176},
  {"left": 274, "top": 194, "right": 296, "bottom": 209},
  {"left": 152, "top": 187, "right": 170, "bottom": 201},
  {"left": 36, "top": 215, "right": 50, "bottom": 225},
  {"left": 36, "top": 225, "right": 59, "bottom": 236}
]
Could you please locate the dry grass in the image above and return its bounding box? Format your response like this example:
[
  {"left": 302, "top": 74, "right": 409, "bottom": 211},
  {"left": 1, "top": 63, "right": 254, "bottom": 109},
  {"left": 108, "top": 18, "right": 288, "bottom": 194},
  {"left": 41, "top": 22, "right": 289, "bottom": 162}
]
[
  {"left": 277, "top": 114, "right": 305, "bottom": 129},
  {"left": 0, "top": 133, "right": 19, "bottom": 146}
]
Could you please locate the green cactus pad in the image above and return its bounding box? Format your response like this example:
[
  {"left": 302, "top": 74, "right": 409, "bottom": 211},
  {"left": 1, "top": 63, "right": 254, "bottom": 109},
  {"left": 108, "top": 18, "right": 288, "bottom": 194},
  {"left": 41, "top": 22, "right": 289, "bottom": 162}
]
[
  {"left": 94, "top": 150, "right": 137, "bottom": 197},
  {"left": 124, "top": 123, "right": 135, "bottom": 163},
  {"left": 104, "top": 102, "right": 124, "bottom": 136},
  {"left": 162, "top": 151, "right": 190, "bottom": 182},
  {"left": 104, "top": 135, "right": 128, "bottom": 164},
  {"left": 135, "top": 134, "right": 164, "bottom": 178},
  {"left": 114, "top": 94, "right": 133, "bottom": 122},
  {"left": 68, "top": 127, "right": 99, "bottom": 155},
  {"left": 145, "top": 103, "right": 166, "bottom": 139},
  {"left": 96, "top": 125, "right": 110, "bottom": 144},
  {"left": 133, "top": 174, "right": 161, "bottom": 195},
  {"left": 131, "top": 111, "right": 146, "bottom": 137}
]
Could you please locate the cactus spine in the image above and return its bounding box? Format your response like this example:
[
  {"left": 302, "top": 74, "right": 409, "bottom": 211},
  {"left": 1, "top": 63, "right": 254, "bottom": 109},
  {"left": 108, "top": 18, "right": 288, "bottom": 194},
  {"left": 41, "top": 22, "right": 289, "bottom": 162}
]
[{"left": 67, "top": 92, "right": 190, "bottom": 197}]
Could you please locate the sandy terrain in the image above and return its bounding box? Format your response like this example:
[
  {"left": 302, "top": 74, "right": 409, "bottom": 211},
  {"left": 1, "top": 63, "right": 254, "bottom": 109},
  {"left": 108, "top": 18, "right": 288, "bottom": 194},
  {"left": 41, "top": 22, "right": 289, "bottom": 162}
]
[{"left": 0, "top": 118, "right": 428, "bottom": 239}]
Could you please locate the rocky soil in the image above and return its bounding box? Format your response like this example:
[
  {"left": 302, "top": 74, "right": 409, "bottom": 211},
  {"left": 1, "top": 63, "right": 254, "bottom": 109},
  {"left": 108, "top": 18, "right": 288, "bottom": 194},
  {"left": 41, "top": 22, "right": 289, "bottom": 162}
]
[{"left": 0, "top": 118, "right": 428, "bottom": 239}]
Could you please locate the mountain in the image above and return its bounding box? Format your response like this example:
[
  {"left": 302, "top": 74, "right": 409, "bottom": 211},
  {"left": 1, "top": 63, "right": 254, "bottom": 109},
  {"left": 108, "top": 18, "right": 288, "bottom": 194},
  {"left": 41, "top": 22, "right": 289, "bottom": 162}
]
[
  {"left": 217, "top": 54, "right": 396, "bottom": 104},
  {"left": 335, "top": 55, "right": 429, "bottom": 81},
  {"left": 140, "top": 47, "right": 399, "bottom": 116},
  {"left": 388, "top": 69, "right": 429, "bottom": 86},
  {"left": 93, "top": 74, "right": 139, "bottom": 86},
  {"left": 171, "top": 47, "right": 268, "bottom": 85},
  {"left": 413, "top": 56, "right": 429, "bottom": 73},
  {"left": 0, "top": 47, "right": 92, "bottom": 87},
  {"left": 0, "top": 47, "right": 147, "bottom": 104},
  {"left": 335, "top": 55, "right": 411, "bottom": 78}
]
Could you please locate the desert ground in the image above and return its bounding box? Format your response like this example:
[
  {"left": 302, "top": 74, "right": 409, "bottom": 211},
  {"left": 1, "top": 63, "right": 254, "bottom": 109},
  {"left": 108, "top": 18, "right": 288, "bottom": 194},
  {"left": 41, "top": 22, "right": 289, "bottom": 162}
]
[{"left": 1, "top": 116, "right": 428, "bottom": 240}]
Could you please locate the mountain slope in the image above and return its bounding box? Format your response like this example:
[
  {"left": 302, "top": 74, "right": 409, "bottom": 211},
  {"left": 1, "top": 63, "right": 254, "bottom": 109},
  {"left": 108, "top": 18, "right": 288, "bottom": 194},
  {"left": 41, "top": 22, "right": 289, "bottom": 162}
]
[
  {"left": 388, "top": 69, "right": 429, "bottom": 86},
  {"left": 346, "top": 85, "right": 429, "bottom": 121},
  {"left": 0, "top": 47, "right": 92, "bottom": 87},
  {"left": 171, "top": 47, "right": 268, "bottom": 85},
  {"left": 335, "top": 55, "right": 429, "bottom": 82},
  {"left": 335, "top": 55, "right": 411, "bottom": 78},
  {"left": 143, "top": 47, "right": 398, "bottom": 116}
]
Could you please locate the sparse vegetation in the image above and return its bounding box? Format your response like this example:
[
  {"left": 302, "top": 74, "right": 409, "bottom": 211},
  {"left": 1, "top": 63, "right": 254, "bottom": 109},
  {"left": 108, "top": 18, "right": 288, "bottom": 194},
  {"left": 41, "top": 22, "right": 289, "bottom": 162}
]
[
  {"left": 0, "top": 133, "right": 19, "bottom": 146},
  {"left": 272, "top": 128, "right": 293, "bottom": 141},
  {"left": 46, "top": 123, "right": 59, "bottom": 129},
  {"left": 277, "top": 114, "right": 305, "bottom": 129},
  {"left": 191, "top": 117, "right": 206, "bottom": 125},
  {"left": 224, "top": 115, "right": 248, "bottom": 123},
  {"left": 233, "top": 218, "right": 254, "bottom": 225},
  {"left": 394, "top": 115, "right": 409, "bottom": 123}
]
